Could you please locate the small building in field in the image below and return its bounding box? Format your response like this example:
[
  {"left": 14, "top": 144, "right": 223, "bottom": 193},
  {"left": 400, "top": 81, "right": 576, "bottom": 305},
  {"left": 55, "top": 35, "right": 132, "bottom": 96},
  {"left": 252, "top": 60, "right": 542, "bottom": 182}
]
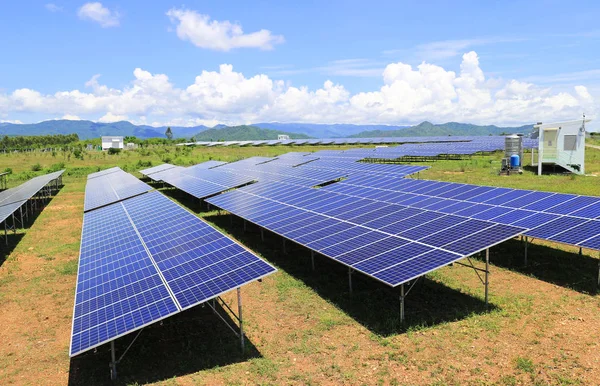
[
  {"left": 278, "top": 134, "right": 290, "bottom": 140},
  {"left": 101, "top": 136, "right": 124, "bottom": 150},
  {"left": 533, "top": 118, "right": 591, "bottom": 175}
]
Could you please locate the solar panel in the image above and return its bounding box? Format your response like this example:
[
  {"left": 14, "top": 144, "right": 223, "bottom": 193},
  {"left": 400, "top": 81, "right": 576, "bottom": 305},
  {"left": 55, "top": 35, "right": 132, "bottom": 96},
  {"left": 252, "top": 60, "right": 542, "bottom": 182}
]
[
  {"left": 84, "top": 171, "right": 152, "bottom": 212},
  {"left": 139, "top": 164, "right": 177, "bottom": 176},
  {"left": 71, "top": 190, "right": 276, "bottom": 357},
  {"left": 87, "top": 167, "right": 121, "bottom": 180}
]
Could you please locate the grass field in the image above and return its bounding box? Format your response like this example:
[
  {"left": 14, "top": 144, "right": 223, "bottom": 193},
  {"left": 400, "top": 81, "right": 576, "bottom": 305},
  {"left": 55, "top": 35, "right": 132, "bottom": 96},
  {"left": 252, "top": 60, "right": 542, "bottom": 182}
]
[{"left": 0, "top": 144, "right": 599, "bottom": 385}]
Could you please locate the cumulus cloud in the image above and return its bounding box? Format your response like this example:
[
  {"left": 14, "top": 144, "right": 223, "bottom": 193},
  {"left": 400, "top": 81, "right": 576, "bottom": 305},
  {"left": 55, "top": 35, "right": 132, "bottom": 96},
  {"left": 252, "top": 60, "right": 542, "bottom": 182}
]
[
  {"left": 98, "top": 112, "right": 128, "bottom": 123},
  {"left": 166, "top": 8, "right": 284, "bottom": 51},
  {"left": 61, "top": 114, "right": 81, "bottom": 120},
  {"left": 78, "top": 2, "right": 120, "bottom": 27},
  {"left": 0, "top": 51, "right": 596, "bottom": 126}
]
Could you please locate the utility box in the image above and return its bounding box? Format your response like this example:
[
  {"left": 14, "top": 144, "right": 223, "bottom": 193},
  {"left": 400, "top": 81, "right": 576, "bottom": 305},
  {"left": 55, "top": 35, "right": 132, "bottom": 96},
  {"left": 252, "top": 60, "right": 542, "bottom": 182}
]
[{"left": 533, "top": 119, "right": 589, "bottom": 175}]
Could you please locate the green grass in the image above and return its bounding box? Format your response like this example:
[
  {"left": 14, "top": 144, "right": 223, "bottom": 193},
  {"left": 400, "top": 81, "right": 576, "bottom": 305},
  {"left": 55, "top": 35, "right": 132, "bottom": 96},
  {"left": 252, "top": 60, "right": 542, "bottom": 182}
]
[{"left": 514, "top": 356, "right": 535, "bottom": 373}]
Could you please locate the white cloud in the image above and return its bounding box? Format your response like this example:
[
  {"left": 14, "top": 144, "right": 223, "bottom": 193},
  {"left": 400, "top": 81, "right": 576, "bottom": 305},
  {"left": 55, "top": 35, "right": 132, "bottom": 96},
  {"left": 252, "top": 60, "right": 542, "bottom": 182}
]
[
  {"left": 0, "top": 119, "right": 23, "bottom": 124},
  {"left": 78, "top": 2, "right": 120, "bottom": 28},
  {"left": 61, "top": 114, "right": 81, "bottom": 120},
  {"left": 98, "top": 112, "right": 128, "bottom": 123},
  {"left": 166, "top": 8, "right": 284, "bottom": 51},
  {"left": 45, "top": 3, "right": 63, "bottom": 12},
  {"left": 0, "top": 51, "right": 596, "bottom": 126}
]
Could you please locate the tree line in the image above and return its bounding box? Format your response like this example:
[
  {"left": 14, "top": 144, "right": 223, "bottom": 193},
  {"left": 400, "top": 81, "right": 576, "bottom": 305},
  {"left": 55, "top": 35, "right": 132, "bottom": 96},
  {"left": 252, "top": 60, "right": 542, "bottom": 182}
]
[{"left": 0, "top": 134, "right": 80, "bottom": 150}]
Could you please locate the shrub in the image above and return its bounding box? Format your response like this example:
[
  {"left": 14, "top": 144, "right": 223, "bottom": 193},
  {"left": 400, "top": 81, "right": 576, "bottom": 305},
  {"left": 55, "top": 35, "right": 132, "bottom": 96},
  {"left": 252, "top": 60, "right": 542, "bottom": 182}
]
[
  {"left": 136, "top": 160, "right": 153, "bottom": 168},
  {"left": 108, "top": 148, "right": 121, "bottom": 155},
  {"left": 3, "top": 167, "right": 12, "bottom": 175},
  {"left": 73, "top": 148, "right": 83, "bottom": 160},
  {"left": 31, "top": 163, "right": 42, "bottom": 171}
]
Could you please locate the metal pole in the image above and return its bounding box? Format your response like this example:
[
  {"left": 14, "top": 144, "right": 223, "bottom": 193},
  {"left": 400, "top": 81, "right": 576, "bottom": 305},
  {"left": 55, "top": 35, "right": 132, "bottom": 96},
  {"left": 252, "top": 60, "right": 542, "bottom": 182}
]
[
  {"left": 110, "top": 341, "right": 117, "bottom": 380},
  {"left": 348, "top": 268, "right": 353, "bottom": 294},
  {"left": 11, "top": 213, "right": 15, "bottom": 234},
  {"left": 400, "top": 284, "right": 405, "bottom": 323},
  {"left": 237, "top": 288, "right": 245, "bottom": 352},
  {"left": 20, "top": 206, "right": 23, "bottom": 228},
  {"left": 485, "top": 248, "right": 490, "bottom": 308},
  {"left": 311, "top": 250, "right": 315, "bottom": 271},
  {"left": 282, "top": 238, "right": 287, "bottom": 254},
  {"left": 243, "top": 220, "right": 247, "bottom": 232},
  {"left": 524, "top": 236, "right": 528, "bottom": 266},
  {"left": 4, "top": 221, "right": 7, "bottom": 245},
  {"left": 579, "top": 247, "right": 582, "bottom": 256}
]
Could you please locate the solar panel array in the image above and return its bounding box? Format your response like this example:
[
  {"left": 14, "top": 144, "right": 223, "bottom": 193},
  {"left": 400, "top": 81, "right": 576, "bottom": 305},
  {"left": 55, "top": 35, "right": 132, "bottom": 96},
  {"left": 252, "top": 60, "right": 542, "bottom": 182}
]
[
  {"left": 84, "top": 168, "right": 152, "bottom": 212},
  {"left": 139, "top": 163, "right": 177, "bottom": 177},
  {"left": 160, "top": 168, "right": 256, "bottom": 199},
  {"left": 206, "top": 181, "right": 525, "bottom": 287},
  {"left": 0, "top": 170, "right": 65, "bottom": 224},
  {"left": 319, "top": 176, "right": 600, "bottom": 251},
  {"left": 71, "top": 190, "right": 276, "bottom": 356},
  {"left": 178, "top": 136, "right": 538, "bottom": 154}
]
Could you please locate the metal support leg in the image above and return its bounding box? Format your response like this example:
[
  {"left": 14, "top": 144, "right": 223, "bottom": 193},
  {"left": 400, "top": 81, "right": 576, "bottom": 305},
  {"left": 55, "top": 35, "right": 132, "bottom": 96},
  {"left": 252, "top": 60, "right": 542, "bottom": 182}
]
[
  {"left": 400, "top": 284, "right": 405, "bottom": 323},
  {"left": 579, "top": 247, "right": 582, "bottom": 256},
  {"left": 4, "top": 221, "right": 7, "bottom": 245},
  {"left": 485, "top": 248, "right": 490, "bottom": 308},
  {"left": 110, "top": 341, "right": 117, "bottom": 380},
  {"left": 348, "top": 268, "right": 353, "bottom": 294},
  {"left": 243, "top": 220, "right": 247, "bottom": 232},
  {"left": 282, "top": 238, "right": 287, "bottom": 254},
  {"left": 237, "top": 288, "right": 245, "bottom": 352},
  {"left": 11, "top": 213, "right": 15, "bottom": 234},
  {"left": 20, "top": 207, "right": 23, "bottom": 228},
  {"left": 524, "top": 236, "right": 528, "bottom": 267},
  {"left": 311, "top": 250, "right": 315, "bottom": 271}
]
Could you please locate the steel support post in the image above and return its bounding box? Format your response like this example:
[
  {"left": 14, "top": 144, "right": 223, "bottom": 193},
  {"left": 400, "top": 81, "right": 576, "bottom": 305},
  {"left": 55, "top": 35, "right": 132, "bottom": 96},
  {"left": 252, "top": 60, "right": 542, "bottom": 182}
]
[
  {"left": 579, "top": 247, "right": 582, "bottom": 256},
  {"left": 400, "top": 284, "right": 405, "bottom": 323},
  {"left": 524, "top": 236, "right": 528, "bottom": 266},
  {"left": 348, "top": 268, "right": 353, "bottom": 294},
  {"left": 11, "top": 213, "right": 15, "bottom": 234},
  {"left": 4, "top": 221, "right": 7, "bottom": 245},
  {"left": 485, "top": 248, "right": 490, "bottom": 308},
  {"left": 19, "top": 206, "right": 23, "bottom": 228},
  {"left": 243, "top": 220, "right": 247, "bottom": 232},
  {"left": 282, "top": 238, "right": 287, "bottom": 254},
  {"left": 237, "top": 288, "right": 245, "bottom": 352},
  {"left": 110, "top": 341, "right": 117, "bottom": 380}
]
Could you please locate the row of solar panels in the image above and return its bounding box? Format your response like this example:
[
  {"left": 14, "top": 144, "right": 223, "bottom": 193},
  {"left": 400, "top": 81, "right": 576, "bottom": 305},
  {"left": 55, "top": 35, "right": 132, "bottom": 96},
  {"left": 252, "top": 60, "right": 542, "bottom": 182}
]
[
  {"left": 178, "top": 135, "right": 537, "bottom": 148},
  {"left": 140, "top": 157, "right": 427, "bottom": 200},
  {"left": 0, "top": 170, "right": 65, "bottom": 224},
  {"left": 74, "top": 169, "right": 277, "bottom": 356},
  {"left": 320, "top": 175, "right": 600, "bottom": 250}
]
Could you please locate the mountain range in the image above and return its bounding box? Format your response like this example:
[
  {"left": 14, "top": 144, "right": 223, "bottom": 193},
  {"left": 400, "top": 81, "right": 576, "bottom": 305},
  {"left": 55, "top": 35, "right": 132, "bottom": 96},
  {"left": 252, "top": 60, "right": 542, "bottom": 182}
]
[{"left": 0, "top": 119, "right": 534, "bottom": 140}]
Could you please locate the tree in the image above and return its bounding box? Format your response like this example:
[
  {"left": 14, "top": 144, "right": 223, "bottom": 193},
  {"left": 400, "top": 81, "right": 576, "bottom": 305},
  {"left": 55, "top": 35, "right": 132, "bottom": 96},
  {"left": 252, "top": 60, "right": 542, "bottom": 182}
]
[{"left": 165, "top": 126, "right": 173, "bottom": 140}]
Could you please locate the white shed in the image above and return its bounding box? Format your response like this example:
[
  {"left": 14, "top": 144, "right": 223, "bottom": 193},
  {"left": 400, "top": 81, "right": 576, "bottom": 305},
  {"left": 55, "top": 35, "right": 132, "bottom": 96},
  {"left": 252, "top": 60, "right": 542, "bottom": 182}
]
[
  {"left": 101, "top": 136, "right": 124, "bottom": 150},
  {"left": 277, "top": 134, "right": 290, "bottom": 140},
  {"left": 534, "top": 118, "right": 590, "bottom": 175}
]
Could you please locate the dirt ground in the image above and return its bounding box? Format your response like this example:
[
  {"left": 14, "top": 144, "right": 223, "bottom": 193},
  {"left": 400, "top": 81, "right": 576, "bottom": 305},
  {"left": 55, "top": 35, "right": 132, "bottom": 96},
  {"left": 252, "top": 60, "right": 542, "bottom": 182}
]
[{"left": 1, "top": 176, "right": 600, "bottom": 385}]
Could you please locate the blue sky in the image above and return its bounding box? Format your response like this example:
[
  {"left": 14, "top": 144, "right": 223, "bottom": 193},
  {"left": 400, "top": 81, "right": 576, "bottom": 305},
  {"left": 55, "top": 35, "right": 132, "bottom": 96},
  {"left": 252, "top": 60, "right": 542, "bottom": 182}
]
[{"left": 0, "top": 1, "right": 598, "bottom": 126}]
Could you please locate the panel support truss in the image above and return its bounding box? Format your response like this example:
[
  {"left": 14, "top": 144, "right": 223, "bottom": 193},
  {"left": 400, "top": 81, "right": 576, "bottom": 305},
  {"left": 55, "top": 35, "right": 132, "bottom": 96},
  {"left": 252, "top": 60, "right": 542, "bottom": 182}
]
[
  {"left": 399, "top": 277, "right": 421, "bottom": 324},
  {"left": 109, "top": 328, "right": 144, "bottom": 381},
  {"left": 107, "top": 288, "right": 246, "bottom": 380},
  {"left": 454, "top": 248, "right": 490, "bottom": 307},
  {"left": 207, "top": 288, "right": 245, "bottom": 352}
]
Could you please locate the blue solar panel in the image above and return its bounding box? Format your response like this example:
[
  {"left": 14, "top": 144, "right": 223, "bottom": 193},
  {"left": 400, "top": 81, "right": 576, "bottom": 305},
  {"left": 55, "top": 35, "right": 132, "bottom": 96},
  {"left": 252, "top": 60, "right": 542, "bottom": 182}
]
[
  {"left": 336, "top": 236, "right": 409, "bottom": 265},
  {"left": 525, "top": 217, "right": 589, "bottom": 239},
  {"left": 550, "top": 220, "right": 600, "bottom": 245},
  {"left": 522, "top": 194, "right": 576, "bottom": 211},
  {"left": 570, "top": 202, "right": 600, "bottom": 219},
  {"left": 71, "top": 190, "right": 276, "bottom": 357},
  {"left": 71, "top": 203, "right": 179, "bottom": 356},
  {"left": 544, "top": 196, "right": 600, "bottom": 215},
  {"left": 443, "top": 224, "right": 525, "bottom": 255},
  {"left": 372, "top": 249, "right": 461, "bottom": 286},
  {"left": 397, "top": 215, "right": 466, "bottom": 240},
  {"left": 354, "top": 242, "right": 433, "bottom": 274},
  {"left": 84, "top": 170, "right": 152, "bottom": 212}
]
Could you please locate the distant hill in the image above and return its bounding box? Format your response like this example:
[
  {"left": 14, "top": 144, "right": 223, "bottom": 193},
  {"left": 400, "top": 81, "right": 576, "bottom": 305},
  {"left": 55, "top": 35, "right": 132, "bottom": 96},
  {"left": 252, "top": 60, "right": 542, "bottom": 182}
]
[
  {"left": 192, "top": 125, "right": 310, "bottom": 141},
  {"left": 253, "top": 122, "right": 410, "bottom": 138},
  {"left": 351, "top": 121, "right": 534, "bottom": 137},
  {"left": 0, "top": 120, "right": 209, "bottom": 140},
  {"left": 0, "top": 119, "right": 534, "bottom": 140}
]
